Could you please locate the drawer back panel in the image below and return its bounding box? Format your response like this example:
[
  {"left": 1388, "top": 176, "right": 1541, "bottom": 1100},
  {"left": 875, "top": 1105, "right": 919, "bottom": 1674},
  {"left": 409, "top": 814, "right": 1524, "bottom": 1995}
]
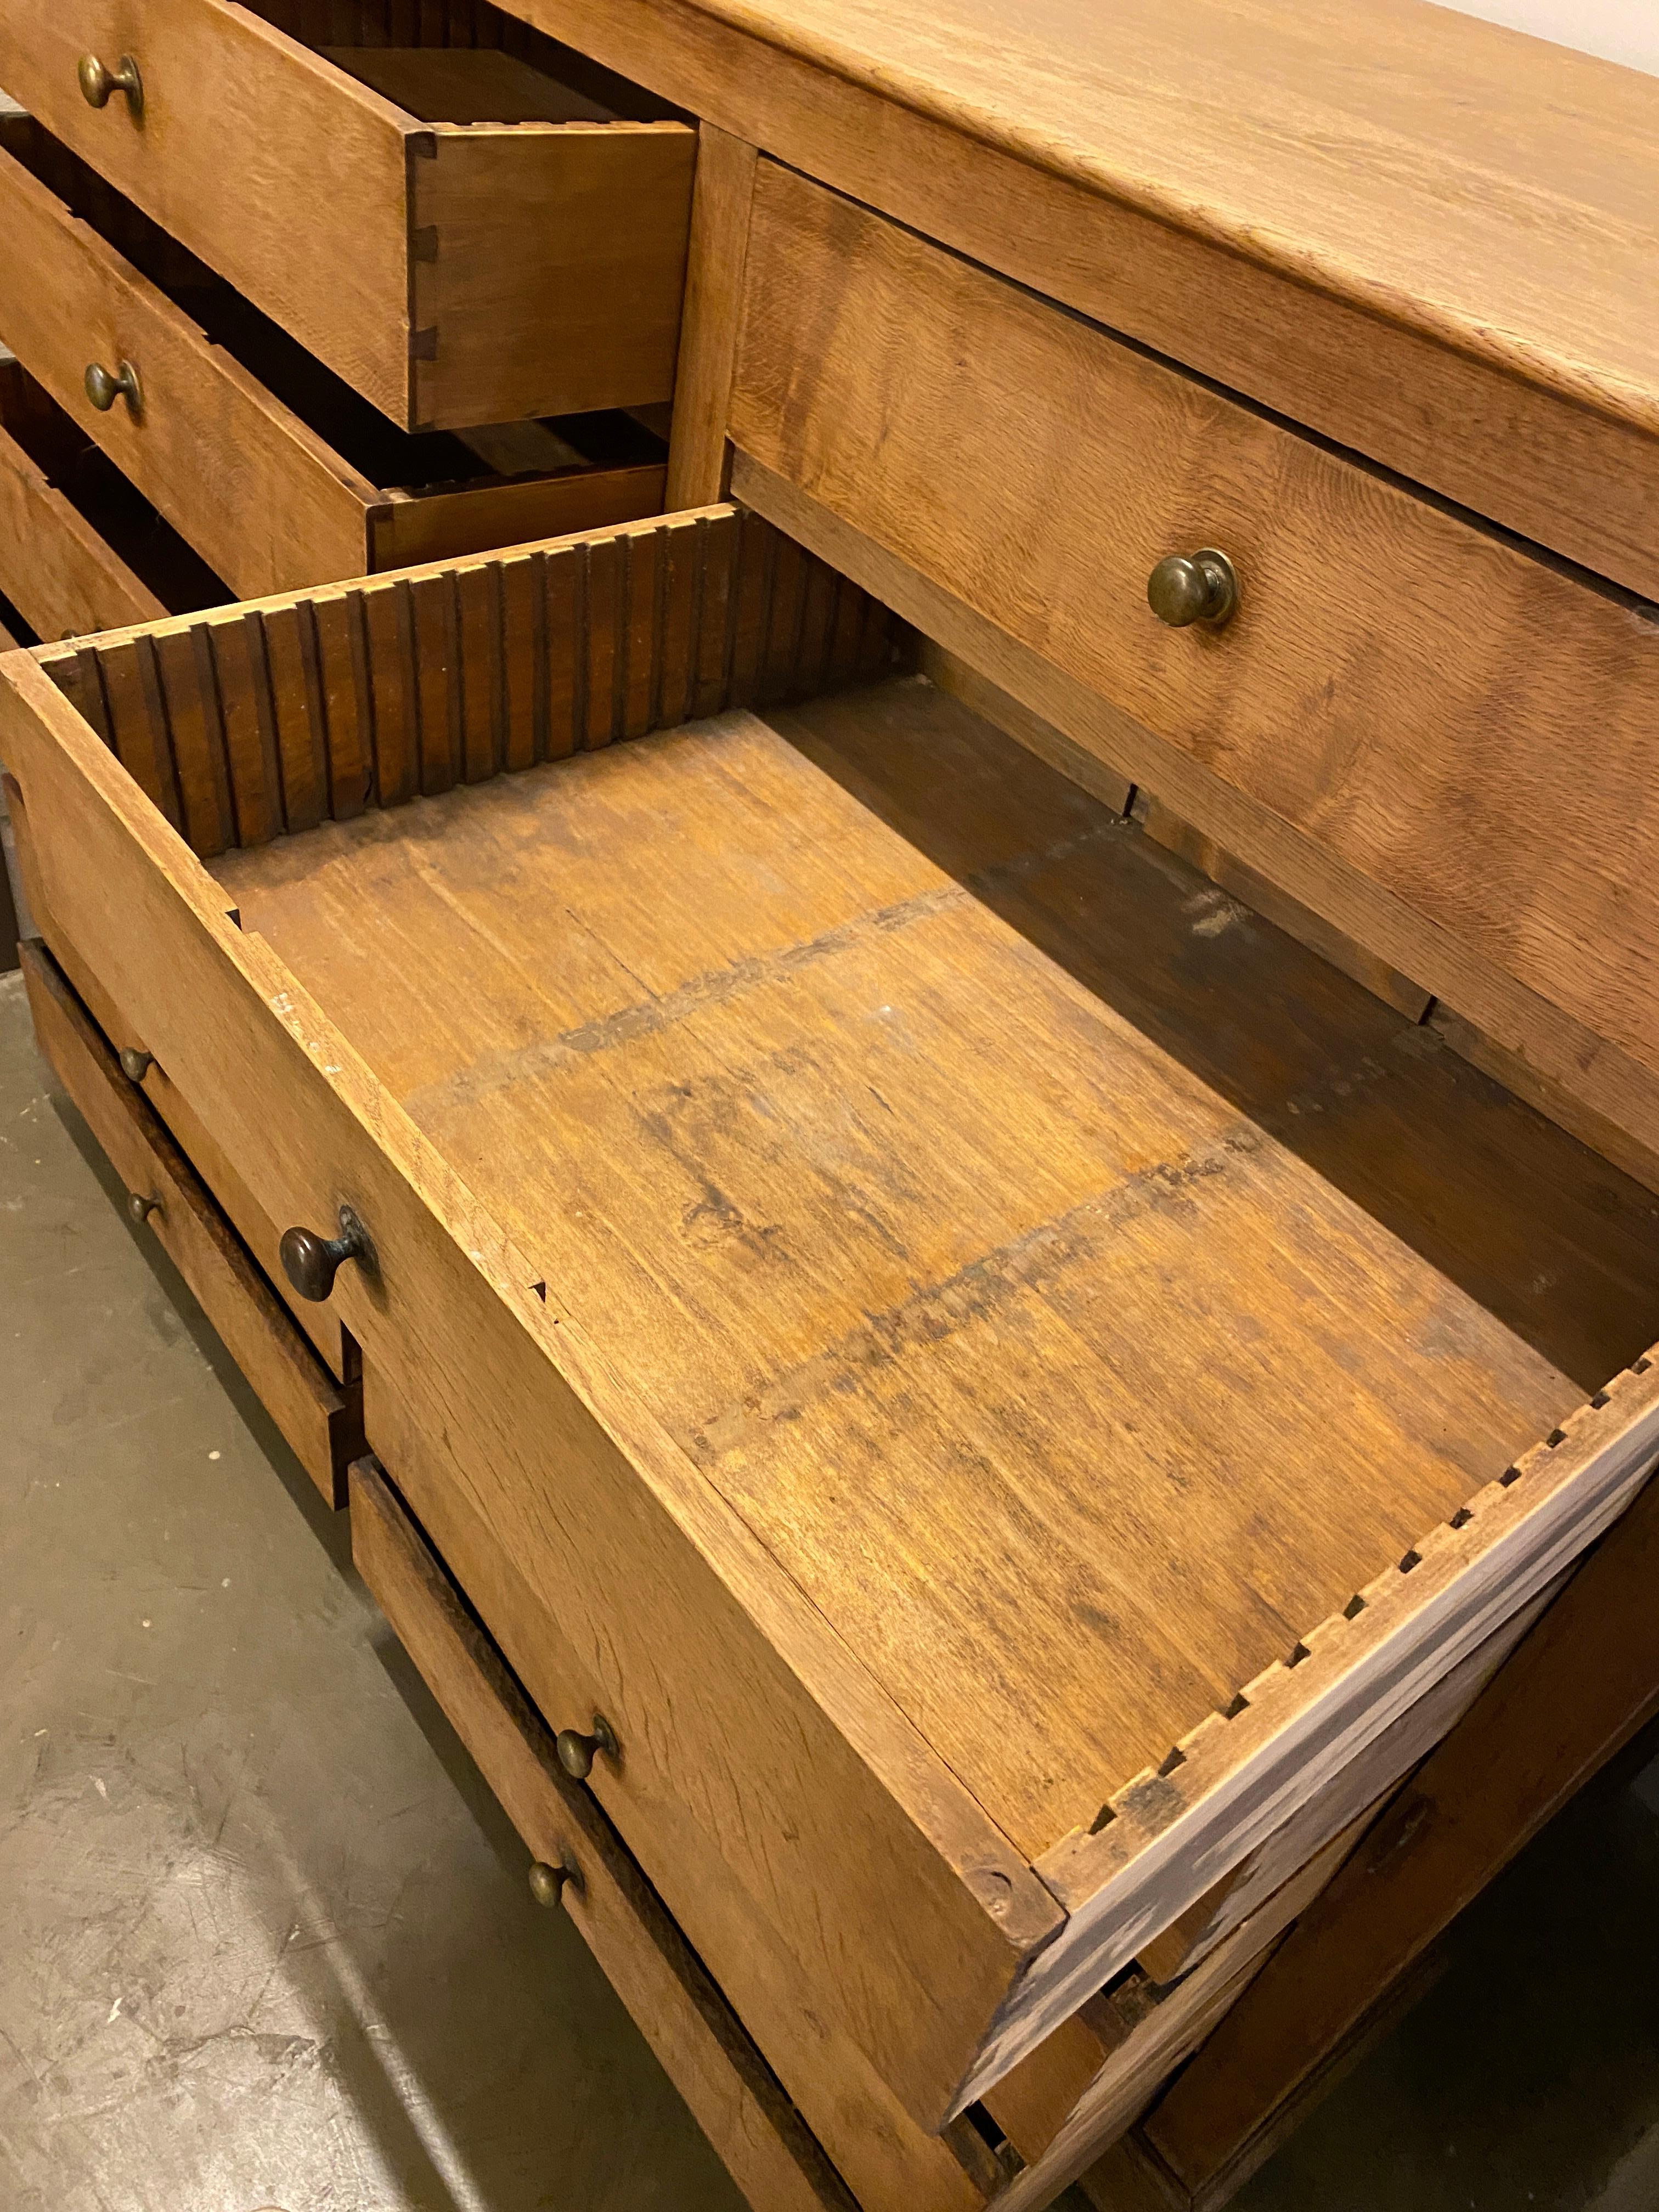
[
  {"left": 44, "top": 507, "right": 904, "bottom": 857},
  {"left": 729, "top": 163, "right": 1659, "bottom": 1173}
]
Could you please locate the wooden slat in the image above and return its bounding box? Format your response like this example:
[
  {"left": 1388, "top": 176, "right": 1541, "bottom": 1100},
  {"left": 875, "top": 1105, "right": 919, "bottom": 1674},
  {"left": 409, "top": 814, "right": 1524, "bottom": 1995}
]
[
  {"left": 658, "top": 514, "right": 702, "bottom": 728},
  {"left": 499, "top": 551, "right": 543, "bottom": 772},
  {"left": 455, "top": 560, "right": 502, "bottom": 783},
  {"left": 362, "top": 579, "right": 419, "bottom": 808},
  {"left": 349, "top": 1453, "right": 857, "bottom": 2212},
  {"left": 311, "top": 590, "right": 375, "bottom": 821},
  {"left": 583, "top": 533, "right": 622, "bottom": 749},
  {"left": 261, "top": 603, "right": 330, "bottom": 834},
  {"left": 620, "top": 523, "right": 662, "bottom": 740},
  {"left": 689, "top": 507, "right": 738, "bottom": 718},
  {"left": 20, "top": 936, "right": 360, "bottom": 1504},
  {"left": 205, "top": 612, "right": 286, "bottom": 847},
  {"left": 665, "top": 125, "right": 760, "bottom": 508},
  {"left": 407, "top": 570, "right": 461, "bottom": 795},
  {"left": 95, "top": 637, "right": 182, "bottom": 831},
  {"left": 541, "top": 543, "right": 582, "bottom": 760},
  {"left": 151, "top": 627, "right": 235, "bottom": 859}
]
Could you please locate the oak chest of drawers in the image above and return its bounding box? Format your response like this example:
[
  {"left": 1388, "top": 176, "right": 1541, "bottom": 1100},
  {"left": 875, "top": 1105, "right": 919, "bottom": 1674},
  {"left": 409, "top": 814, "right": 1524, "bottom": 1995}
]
[{"left": 7, "top": 2, "right": 1659, "bottom": 2210}]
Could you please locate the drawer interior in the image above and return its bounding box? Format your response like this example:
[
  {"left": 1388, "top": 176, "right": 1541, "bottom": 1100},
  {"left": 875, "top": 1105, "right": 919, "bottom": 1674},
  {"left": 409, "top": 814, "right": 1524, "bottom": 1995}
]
[
  {"left": 249, "top": 0, "right": 687, "bottom": 125},
  {"left": 0, "top": 353, "right": 228, "bottom": 625},
  {"left": 0, "top": 112, "right": 668, "bottom": 519},
  {"left": 161, "top": 645, "right": 1659, "bottom": 1866}
]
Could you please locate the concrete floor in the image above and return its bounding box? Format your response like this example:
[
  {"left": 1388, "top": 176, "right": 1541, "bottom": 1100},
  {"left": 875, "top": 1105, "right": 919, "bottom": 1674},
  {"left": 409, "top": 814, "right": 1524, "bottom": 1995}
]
[{"left": 4, "top": 961, "right": 1659, "bottom": 2212}]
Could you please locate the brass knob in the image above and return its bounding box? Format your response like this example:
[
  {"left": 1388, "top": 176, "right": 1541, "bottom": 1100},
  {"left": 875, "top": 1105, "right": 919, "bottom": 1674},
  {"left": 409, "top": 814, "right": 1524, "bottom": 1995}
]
[
  {"left": 85, "top": 360, "right": 143, "bottom": 415},
  {"left": 554, "top": 1713, "right": 619, "bottom": 1780},
  {"left": 126, "top": 1190, "right": 161, "bottom": 1225},
  {"left": 1147, "top": 549, "right": 1239, "bottom": 630},
  {"left": 527, "top": 1859, "right": 579, "bottom": 1908},
  {"left": 117, "top": 1046, "right": 154, "bottom": 1082},
  {"left": 278, "top": 1204, "right": 373, "bottom": 1303},
  {"left": 78, "top": 54, "right": 144, "bottom": 114}
]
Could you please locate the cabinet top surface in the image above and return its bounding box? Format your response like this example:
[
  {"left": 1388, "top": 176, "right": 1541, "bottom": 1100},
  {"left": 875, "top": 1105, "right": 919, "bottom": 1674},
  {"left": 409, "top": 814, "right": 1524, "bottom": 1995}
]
[{"left": 692, "top": 0, "right": 1658, "bottom": 433}]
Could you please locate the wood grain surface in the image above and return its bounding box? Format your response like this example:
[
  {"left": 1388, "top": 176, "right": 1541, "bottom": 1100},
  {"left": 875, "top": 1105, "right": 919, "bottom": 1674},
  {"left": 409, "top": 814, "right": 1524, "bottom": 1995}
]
[
  {"left": 0, "top": 133, "right": 374, "bottom": 599},
  {"left": 512, "top": 0, "right": 1659, "bottom": 596},
  {"left": 731, "top": 166, "right": 1659, "bottom": 1099},
  {"left": 2, "top": 646, "right": 1059, "bottom": 2139}
]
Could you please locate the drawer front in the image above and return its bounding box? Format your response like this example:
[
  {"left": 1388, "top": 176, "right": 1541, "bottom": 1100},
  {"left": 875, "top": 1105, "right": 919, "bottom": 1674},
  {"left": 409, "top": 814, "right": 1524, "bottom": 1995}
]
[
  {"left": 0, "top": 0, "right": 413, "bottom": 424},
  {"left": 0, "top": 137, "right": 371, "bottom": 598},
  {"left": 0, "top": 416, "right": 165, "bottom": 641},
  {"left": 0, "top": 635, "right": 1056, "bottom": 2143},
  {"left": 348, "top": 1454, "right": 855, "bottom": 2212},
  {"left": 18, "top": 932, "right": 360, "bottom": 1504},
  {"left": 730, "top": 163, "right": 1659, "bottom": 1093},
  {"left": 0, "top": 0, "right": 693, "bottom": 431}
]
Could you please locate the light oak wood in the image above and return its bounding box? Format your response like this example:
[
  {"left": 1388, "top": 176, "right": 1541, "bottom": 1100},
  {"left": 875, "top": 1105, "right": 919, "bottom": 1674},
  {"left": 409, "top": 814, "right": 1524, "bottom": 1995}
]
[
  {"left": 731, "top": 166, "right": 1659, "bottom": 1135},
  {"left": 348, "top": 1453, "right": 858, "bottom": 2212},
  {"left": 0, "top": 356, "right": 226, "bottom": 642},
  {"left": 0, "top": 642, "right": 1059, "bottom": 2141},
  {"left": 409, "top": 118, "right": 694, "bottom": 432},
  {"left": 47, "top": 507, "right": 896, "bottom": 856},
  {"left": 0, "top": 128, "right": 369, "bottom": 597},
  {"left": 733, "top": 456, "right": 1659, "bottom": 1202},
  {"left": 1137, "top": 1464, "right": 1659, "bottom": 2202},
  {"left": 1, "top": 761, "right": 346, "bottom": 1378},
  {"left": 0, "top": 115, "right": 681, "bottom": 596},
  {"left": 0, "top": 0, "right": 694, "bottom": 429},
  {"left": 200, "top": 660, "right": 1659, "bottom": 2106},
  {"left": 17, "top": 542, "right": 1659, "bottom": 2130},
  {"left": 665, "top": 127, "right": 760, "bottom": 509},
  {"left": 515, "top": 0, "right": 1659, "bottom": 596},
  {"left": 17, "top": 932, "right": 360, "bottom": 1502}
]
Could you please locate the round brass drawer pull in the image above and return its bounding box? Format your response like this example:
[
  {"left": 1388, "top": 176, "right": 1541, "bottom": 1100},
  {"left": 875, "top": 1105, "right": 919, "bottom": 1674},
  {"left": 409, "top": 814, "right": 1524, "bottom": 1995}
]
[
  {"left": 126, "top": 1190, "right": 161, "bottom": 1226},
  {"left": 85, "top": 359, "right": 143, "bottom": 415},
  {"left": 1147, "top": 548, "right": 1240, "bottom": 630},
  {"left": 527, "top": 1859, "right": 579, "bottom": 1909},
  {"left": 555, "top": 1713, "right": 619, "bottom": 1781},
  {"left": 117, "top": 1046, "right": 154, "bottom": 1082},
  {"left": 279, "top": 1204, "right": 374, "bottom": 1302},
  {"left": 78, "top": 53, "right": 144, "bottom": 114}
]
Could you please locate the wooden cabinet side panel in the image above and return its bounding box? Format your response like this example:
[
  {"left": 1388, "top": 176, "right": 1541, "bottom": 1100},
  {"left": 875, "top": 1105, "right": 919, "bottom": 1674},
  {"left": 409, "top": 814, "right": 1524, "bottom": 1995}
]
[
  {"left": 0, "top": 0, "right": 413, "bottom": 421},
  {"left": 0, "top": 148, "right": 372, "bottom": 599},
  {"left": 414, "top": 125, "right": 695, "bottom": 430},
  {"left": 729, "top": 165, "right": 1659, "bottom": 1091},
  {"left": 0, "top": 650, "right": 1059, "bottom": 2136}
]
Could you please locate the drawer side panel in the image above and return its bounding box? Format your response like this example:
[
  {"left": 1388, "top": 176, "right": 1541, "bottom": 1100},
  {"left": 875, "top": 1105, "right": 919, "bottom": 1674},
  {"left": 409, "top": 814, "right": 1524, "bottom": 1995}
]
[{"left": 0, "top": 0, "right": 413, "bottom": 421}]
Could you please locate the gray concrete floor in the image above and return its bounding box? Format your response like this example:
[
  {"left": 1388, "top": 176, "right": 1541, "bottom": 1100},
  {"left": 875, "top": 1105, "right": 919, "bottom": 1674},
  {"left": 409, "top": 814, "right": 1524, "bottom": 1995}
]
[{"left": 4, "top": 962, "right": 1659, "bottom": 2212}]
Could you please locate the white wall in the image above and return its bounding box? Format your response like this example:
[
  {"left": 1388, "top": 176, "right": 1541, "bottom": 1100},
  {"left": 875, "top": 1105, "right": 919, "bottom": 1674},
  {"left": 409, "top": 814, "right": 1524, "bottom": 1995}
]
[{"left": 1432, "top": 0, "right": 1659, "bottom": 74}]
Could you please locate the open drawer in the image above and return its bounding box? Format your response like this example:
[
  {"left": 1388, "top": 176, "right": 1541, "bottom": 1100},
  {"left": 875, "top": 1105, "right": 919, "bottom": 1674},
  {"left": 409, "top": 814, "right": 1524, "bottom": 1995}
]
[
  {"left": 0, "top": 110, "right": 670, "bottom": 599},
  {"left": 0, "top": 0, "right": 695, "bottom": 430},
  {"left": 0, "top": 349, "right": 226, "bottom": 641},
  {"left": 5, "top": 506, "right": 1659, "bottom": 2166}
]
